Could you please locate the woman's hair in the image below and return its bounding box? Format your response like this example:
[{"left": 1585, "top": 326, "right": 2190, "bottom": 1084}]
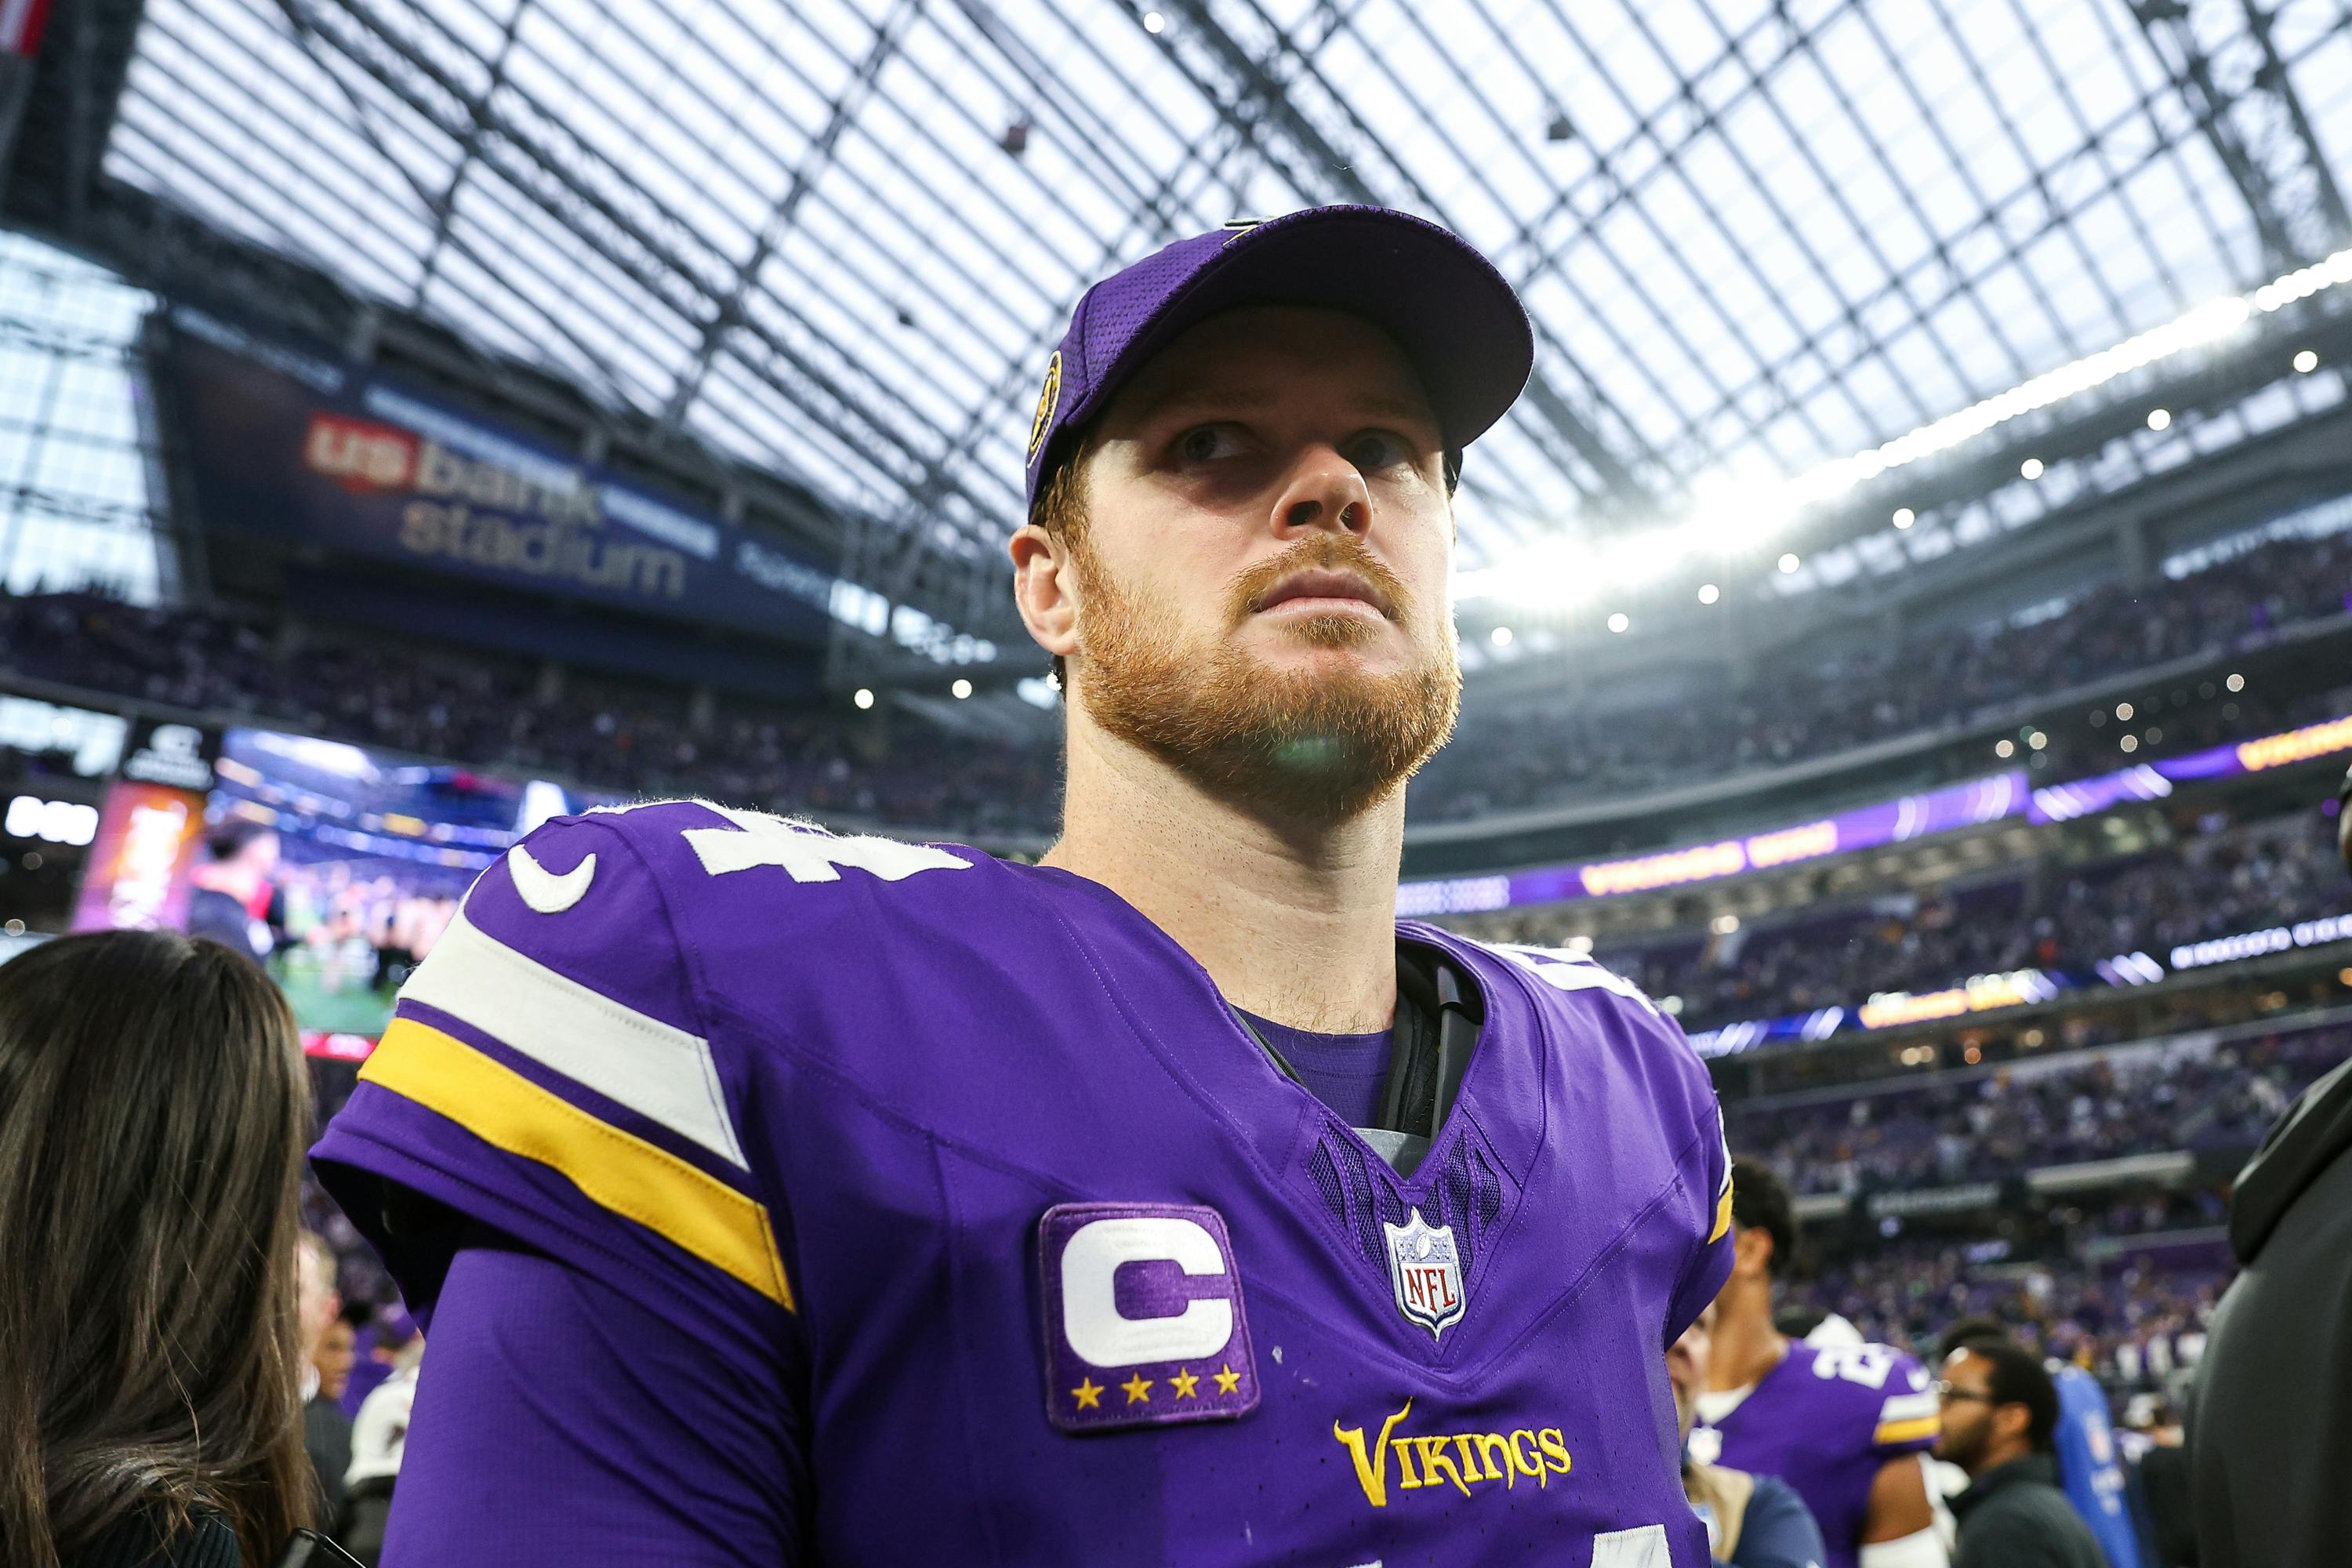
[{"left": 0, "top": 931, "right": 311, "bottom": 1567}]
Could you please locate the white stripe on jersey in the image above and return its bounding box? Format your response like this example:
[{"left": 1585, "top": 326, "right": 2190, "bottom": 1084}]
[
  {"left": 1878, "top": 1391, "right": 1941, "bottom": 1425},
  {"left": 403, "top": 910, "right": 748, "bottom": 1171}
]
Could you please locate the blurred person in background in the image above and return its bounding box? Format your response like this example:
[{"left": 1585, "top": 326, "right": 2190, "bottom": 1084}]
[
  {"left": 1693, "top": 1162, "right": 1946, "bottom": 1568},
  {"left": 339, "top": 1308, "right": 418, "bottom": 1422},
  {"left": 2185, "top": 768, "right": 2352, "bottom": 1568},
  {"left": 299, "top": 1272, "right": 355, "bottom": 1539},
  {"left": 1671, "top": 1304, "right": 1830, "bottom": 1567},
  {"left": 312, "top": 1312, "right": 358, "bottom": 1406},
  {"left": 0, "top": 931, "right": 311, "bottom": 1568},
  {"left": 1935, "top": 1341, "right": 2104, "bottom": 1568},
  {"left": 187, "top": 822, "right": 282, "bottom": 965},
  {"left": 2121, "top": 1397, "right": 2194, "bottom": 1568},
  {"left": 1938, "top": 1318, "right": 2140, "bottom": 1568},
  {"left": 339, "top": 1330, "right": 423, "bottom": 1567}
]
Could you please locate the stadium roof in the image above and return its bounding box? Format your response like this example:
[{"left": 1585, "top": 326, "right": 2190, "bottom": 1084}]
[{"left": 12, "top": 0, "right": 2352, "bottom": 669}]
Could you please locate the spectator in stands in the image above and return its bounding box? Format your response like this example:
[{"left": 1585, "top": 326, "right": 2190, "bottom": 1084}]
[
  {"left": 187, "top": 822, "right": 281, "bottom": 964},
  {"left": 2125, "top": 1398, "right": 2195, "bottom": 1568},
  {"left": 340, "top": 1330, "right": 423, "bottom": 1567},
  {"left": 297, "top": 1244, "right": 354, "bottom": 1538},
  {"left": 2187, "top": 778, "right": 2352, "bottom": 1568},
  {"left": 1671, "top": 1305, "right": 1830, "bottom": 1567},
  {"left": 0, "top": 931, "right": 310, "bottom": 1568},
  {"left": 1935, "top": 1341, "right": 2104, "bottom": 1568}
]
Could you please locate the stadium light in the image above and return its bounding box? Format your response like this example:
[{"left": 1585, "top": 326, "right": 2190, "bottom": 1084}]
[
  {"left": 853, "top": 688, "right": 876, "bottom": 710},
  {"left": 1995, "top": 739, "right": 2015, "bottom": 758},
  {"left": 2121, "top": 735, "right": 2140, "bottom": 753},
  {"left": 1777, "top": 553, "right": 1800, "bottom": 574},
  {"left": 1697, "top": 583, "right": 1720, "bottom": 604},
  {"left": 1454, "top": 241, "right": 2351, "bottom": 609},
  {"left": 1490, "top": 625, "right": 1514, "bottom": 647},
  {"left": 1891, "top": 507, "right": 1915, "bottom": 528},
  {"left": 2116, "top": 702, "right": 2134, "bottom": 720},
  {"left": 2227, "top": 673, "right": 2245, "bottom": 691},
  {"left": 1143, "top": 9, "right": 1166, "bottom": 31},
  {"left": 2147, "top": 408, "right": 2171, "bottom": 430},
  {"left": 1606, "top": 612, "right": 1630, "bottom": 633},
  {"left": 951, "top": 678, "right": 972, "bottom": 699},
  {"left": 2020, "top": 456, "right": 2045, "bottom": 480},
  {"left": 2027, "top": 731, "right": 2047, "bottom": 750}
]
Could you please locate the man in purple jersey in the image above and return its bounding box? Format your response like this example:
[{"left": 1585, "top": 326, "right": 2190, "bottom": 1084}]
[
  {"left": 313, "top": 205, "right": 1736, "bottom": 1566},
  {"left": 1690, "top": 1164, "right": 1947, "bottom": 1568}
]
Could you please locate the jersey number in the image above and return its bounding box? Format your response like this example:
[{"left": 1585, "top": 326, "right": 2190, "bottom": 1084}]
[{"left": 1812, "top": 1345, "right": 1897, "bottom": 1390}]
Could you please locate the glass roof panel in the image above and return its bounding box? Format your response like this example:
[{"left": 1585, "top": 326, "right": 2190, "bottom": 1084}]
[{"left": 99, "top": 0, "right": 2351, "bottom": 585}]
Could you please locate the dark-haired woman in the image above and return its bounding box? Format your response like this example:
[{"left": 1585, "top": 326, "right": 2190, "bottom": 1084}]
[{"left": 0, "top": 931, "right": 313, "bottom": 1567}]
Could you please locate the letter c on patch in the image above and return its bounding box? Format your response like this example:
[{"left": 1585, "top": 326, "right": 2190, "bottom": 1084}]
[{"left": 1061, "top": 1215, "right": 1232, "bottom": 1367}]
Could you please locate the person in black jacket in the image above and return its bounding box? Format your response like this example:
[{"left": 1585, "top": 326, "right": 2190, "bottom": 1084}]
[
  {"left": 2187, "top": 765, "right": 2352, "bottom": 1568},
  {"left": 1936, "top": 1341, "right": 2105, "bottom": 1568},
  {"left": 0, "top": 932, "right": 313, "bottom": 1567}
]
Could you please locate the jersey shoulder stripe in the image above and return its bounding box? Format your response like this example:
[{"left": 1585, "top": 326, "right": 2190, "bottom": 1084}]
[
  {"left": 402, "top": 906, "right": 746, "bottom": 1170},
  {"left": 1871, "top": 1414, "right": 1940, "bottom": 1446},
  {"left": 358, "top": 1014, "right": 793, "bottom": 1309}
]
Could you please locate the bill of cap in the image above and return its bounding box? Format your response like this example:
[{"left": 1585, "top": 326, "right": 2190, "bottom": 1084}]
[{"left": 1022, "top": 205, "right": 1534, "bottom": 517}]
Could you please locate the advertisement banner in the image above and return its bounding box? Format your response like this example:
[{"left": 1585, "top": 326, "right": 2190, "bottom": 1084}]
[
  {"left": 153, "top": 306, "right": 837, "bottom": 644},
  {"left": 70, "top": 779, "right": 207, "bottom": 933},
  {"left": 1402, "top": 710, "right": 2352, "bottom": 919}
]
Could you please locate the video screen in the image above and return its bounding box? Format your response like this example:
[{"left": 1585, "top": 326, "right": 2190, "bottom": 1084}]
[{"left": 206, "top": 727, "right": 619, "bottom": 1034}]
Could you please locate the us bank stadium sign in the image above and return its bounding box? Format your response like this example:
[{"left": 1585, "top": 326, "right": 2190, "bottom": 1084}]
[{"left": 157, "top": 307, "right": 837, "bottom": 645}]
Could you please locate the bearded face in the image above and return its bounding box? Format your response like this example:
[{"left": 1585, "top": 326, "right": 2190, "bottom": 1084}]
[
  {"left": 1065, "top": 517, "right": 1461, "bottom": 823},
  {"left": 1022, "top": 304, "right": 1466, "bottom": 826}
]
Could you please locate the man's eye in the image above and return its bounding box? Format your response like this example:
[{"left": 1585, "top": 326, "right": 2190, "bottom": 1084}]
[
  {"left": 1178, "top": 426, "right": 1243, "bottom": 463},
  {"left": 1348, "top": 431, "right": 1413, "bottom": 470}
]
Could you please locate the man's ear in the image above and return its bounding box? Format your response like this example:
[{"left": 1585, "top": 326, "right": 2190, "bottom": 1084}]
[
  {"left": 1011, "top": 523, "right": 1080, "bottom": 661},
  {"left": 1733, "top": 1225, "right": 1773, "bottom": 1281},
  {"left": 1993, "top": 1399, "right": 2032, "bottom": 1449}
]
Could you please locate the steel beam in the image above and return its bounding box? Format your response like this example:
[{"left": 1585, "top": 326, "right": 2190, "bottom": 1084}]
[
  {"left": 2132, "top": 0, "right": 2350, "bottom": 270},
  {"left": 1152, "top": 0, "right": 1662, "bottom": 516}
]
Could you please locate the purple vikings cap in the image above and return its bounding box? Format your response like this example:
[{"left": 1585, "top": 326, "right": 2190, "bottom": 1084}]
[{"left": 1022, "top": 205, "right": 1534, "bottom": 516}]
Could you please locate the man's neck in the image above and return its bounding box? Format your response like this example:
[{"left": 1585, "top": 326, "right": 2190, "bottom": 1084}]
[
  {"left": 1704, "top": 1280, "right": 1788, "bottom": 1394},
  {"left": 1046, "top": 716, "right": 1403, "bottom": 1033}
]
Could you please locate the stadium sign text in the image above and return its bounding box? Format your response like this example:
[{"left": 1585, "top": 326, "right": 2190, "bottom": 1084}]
[{"left": 2169, "top": 913, "right": 2352, "bottom": 972}]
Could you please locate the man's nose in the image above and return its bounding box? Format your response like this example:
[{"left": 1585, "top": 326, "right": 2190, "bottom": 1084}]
[{"left": 1272, "top": 448, "right": 1374, "bottom": 536}]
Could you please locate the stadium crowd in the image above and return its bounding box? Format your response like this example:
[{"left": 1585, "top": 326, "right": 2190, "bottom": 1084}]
[
  {"left": 1469, "top": 806, "right": 2347, "bottom": 1031},
  {"left": 1726, "top": 1020, "right": 2350, "bottom": 1197},
  {"left": 1416, "top": 522, "right": 2352, "bottom": 821},
  {"left": 1788, "top": 1214, "right": 2224, "bottom": 1403},
  {"left": 0, "top": 520, "right": 2343, "bottom": 840}
]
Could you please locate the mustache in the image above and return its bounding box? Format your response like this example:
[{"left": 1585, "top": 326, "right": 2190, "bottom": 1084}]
[{"left": 1230, "top": 534, "right": 1412, "bottom": 623}]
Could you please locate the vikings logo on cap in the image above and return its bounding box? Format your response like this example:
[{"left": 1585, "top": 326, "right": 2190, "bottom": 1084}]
[
  {"left": 1384, "top": 1209, "right": 1466, "bottom": 1342},
  {"left": 1025, "top": 350, "right": 1062, "bottom": 466},
  {"left": 1036, "top": 1201, "right": 1259, "bottom": 1434}
]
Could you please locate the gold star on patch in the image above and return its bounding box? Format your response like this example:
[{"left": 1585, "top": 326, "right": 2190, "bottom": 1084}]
[
  {"left": 1071, "top": 1377, "right": 1103, "bottom": 1410},
  {"left": 1120, "top": 1373, "right": 1154, "bottom": 1406},
  {"left": 1213, "top": 1363, "right": 1242, "bottom": 1396},
  {"left": 1168, "top": 1367, "right": 1201, "bottom": 1399}
]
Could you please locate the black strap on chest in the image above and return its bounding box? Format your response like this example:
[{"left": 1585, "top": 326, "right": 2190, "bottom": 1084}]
[{"left": 1225, "top": 939, "right": 1484, "bottom": 1171}]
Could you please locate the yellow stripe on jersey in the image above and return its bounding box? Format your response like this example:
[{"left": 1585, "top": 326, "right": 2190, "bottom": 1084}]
[
  {"left": 1711, "top": 1178, "right": 1734, "bottom": 1243},
  {"left": 360, "top": 1018, "right": 794, "bottom": 1312},
  {"left": 1874, "top": 1415, "right": 1942, "bottom": 1446}
]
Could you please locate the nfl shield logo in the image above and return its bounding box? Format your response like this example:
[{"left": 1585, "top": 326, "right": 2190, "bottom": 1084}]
[{"left": 1383, "top": 1209, "right": 1466, "bottom": 1341}]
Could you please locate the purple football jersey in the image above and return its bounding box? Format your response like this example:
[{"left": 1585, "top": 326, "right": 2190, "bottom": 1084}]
[
  {"left": 313, "top": 800, "right": 1734, "bottom": 1566},
  {"left": 1690, "top": 1340, "right": 1941, "bottom": 1568}
]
